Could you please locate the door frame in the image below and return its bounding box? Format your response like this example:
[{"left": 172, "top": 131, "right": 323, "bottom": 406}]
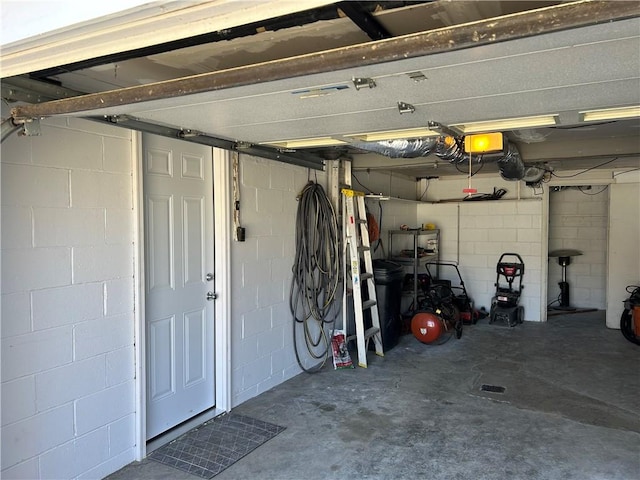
[{"left": 132, "top": 132, "right": 232, "bottom": 459}]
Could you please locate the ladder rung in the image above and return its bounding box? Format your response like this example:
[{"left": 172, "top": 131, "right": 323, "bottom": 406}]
[
  {"left": 362, "top": 299, "right": 377, "bottom": 310},
  {"left": 361, "top": 272, "right": 373, "bottom": 281},
  {"left": 364, "top": 326, "right": 380, "bottom": 340},
  {"left": 356, "top": 218, "right": 367, "bottom": 224},
  {"left": 358, "top": 246, "right": 370, "bottom": 253},
  {"left": 345, "top": 326, "right": 379, "bottom": 344}
]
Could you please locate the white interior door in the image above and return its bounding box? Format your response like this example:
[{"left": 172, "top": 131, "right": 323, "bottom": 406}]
[{"left": 143, "top": 133, "right": 215, "bottom": 440}]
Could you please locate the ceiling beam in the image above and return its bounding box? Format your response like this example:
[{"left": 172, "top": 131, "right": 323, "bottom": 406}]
[
  {"left": 2, "top": 76, "right": 85, "bottom": 103},
  {"left": 11, "top": 1, "right": 640, "bottom": 122},
  {"left": 337, "top": 1, "right": 392, "bottom": 40}
]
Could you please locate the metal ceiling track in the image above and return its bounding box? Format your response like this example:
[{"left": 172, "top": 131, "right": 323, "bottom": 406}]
[
  {"left": 10, "top": 1, "right": 640, "bottom": 123},
  {"left": 1, "top": 78, "right": 325, "bottom": 170},
  {"left": 94, "top": 116, "right": 326, "bottom": 171}
]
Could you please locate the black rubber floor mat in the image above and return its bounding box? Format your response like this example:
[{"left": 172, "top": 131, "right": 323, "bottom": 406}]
[{"left": 149, "top": 413, "right": 286, "bottom": 478}]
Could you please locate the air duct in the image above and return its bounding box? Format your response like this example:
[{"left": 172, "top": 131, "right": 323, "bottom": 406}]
[
  {"left": 496, "top": 143, "right": 525, "bottom": 181},
  {"left": 353, "top": 135, "right": 527, "bottom": 181},
  {"left": 352, "top": 136, "right": 472, "bottom": 162},
  {"left": 433, "top": 136, "right": 470, "bottom": 164},
  {"left": 351, "top": 137, "right": 438, "bottom": 158},
  {"left": 352, "top": 135, "right": 483, "bottom": 165}
]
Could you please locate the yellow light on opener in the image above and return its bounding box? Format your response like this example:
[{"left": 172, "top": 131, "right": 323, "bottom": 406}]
[{"left": 464, "top": 132, "right": 504, "bottom": 153}]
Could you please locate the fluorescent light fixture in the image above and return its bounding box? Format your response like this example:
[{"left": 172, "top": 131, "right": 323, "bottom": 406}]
[
  {"left": 345, "top": 127, "right": 441, "bottom": 142},
  {"left": 263, "top": 137, "right": 347, "bottom": 148},
  {"left": 580, "top": 105, "right": 640, "bottom": 122},
  {"left": 451, "top": 115, "right": 559, "bottom": 134}
]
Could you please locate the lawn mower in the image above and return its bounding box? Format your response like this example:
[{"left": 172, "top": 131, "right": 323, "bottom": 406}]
[
  {"left": 489, "top": 253, "right": 525, "bottom": 327},
  {"left": 425, "top": 261, "right": 477, "bottom": 324},
  {"left": 621, "top": 285, "right": 640, "bottom": 346},
  {"left": 411, "top": 280, "right": 463, "bottom": 345}
]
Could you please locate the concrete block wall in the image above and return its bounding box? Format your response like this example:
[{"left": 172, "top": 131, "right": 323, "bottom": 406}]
[
  {"left": 230, "top": 154, "right": 331, "bottom": 406},
  {"left": 606, "top": 180, "right": 640, "bottom": 328},
  {"left": 351, "top": 169, "right": 417, "bottom": 200},
  {"left": 457, "top": 200, "right": 544, "bottom": 321},
  {"left": 423, "top": 174, "right": 537, "bottom": 202},
  {"left": 352, "top": 169, "right": 419, "bottom": 260},
  {"left": 1, "top": 118, "right": 136, "bottom": 479},
  {"left": 548, "top": 186, "right": 608, "bottom": 309},
  {"left": 370, "top": 198, "right": 419, "bottom": 260},
  {"left": 418, "top": 179, "right": 544, "bottom": 321},
  {"left": 229, "top": 164, "right": 417, "bottom": 405}
]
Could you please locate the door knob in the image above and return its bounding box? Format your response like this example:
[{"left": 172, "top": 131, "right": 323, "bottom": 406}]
[
  {"left": 206, "top": 273, "right": 214, "bottom": 281},
  {"left": 206, "top": 291, "right": 217, "bottom": 301}
]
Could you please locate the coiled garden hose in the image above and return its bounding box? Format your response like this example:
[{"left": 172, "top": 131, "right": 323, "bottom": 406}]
[{"left": 290, "top": 181, "right": 341, "bottom": 373}]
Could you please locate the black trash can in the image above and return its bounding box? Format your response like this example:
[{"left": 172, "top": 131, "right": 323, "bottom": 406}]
[{"left": 371, "top": 259, "right": 405, "bottom": 351}]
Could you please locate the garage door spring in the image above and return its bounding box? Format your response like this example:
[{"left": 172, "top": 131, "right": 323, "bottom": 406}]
[{"left": 290, "top": 181, "right": 340, "bottom": 373}]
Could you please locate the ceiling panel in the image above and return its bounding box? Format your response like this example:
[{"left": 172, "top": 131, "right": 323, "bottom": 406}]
[
  {"left": 7, "top": 3, "right": 639, "bottom": 178},
  {"left": 0, "top": 0, "right": 336, "bottom": 78},
  {"left": 47, "top": 2, "right": 562, "bottom": 93},
  {"left": 65, "top": 17, "right": 638, "bottom": 148},
  {"left": 206, "top": 78, "right": 640, "bottom": 143}
]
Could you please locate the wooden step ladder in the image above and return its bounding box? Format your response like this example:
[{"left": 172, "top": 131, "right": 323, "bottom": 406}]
[{"left": 341, "top": 188, "right": 384, "bottom": 367}]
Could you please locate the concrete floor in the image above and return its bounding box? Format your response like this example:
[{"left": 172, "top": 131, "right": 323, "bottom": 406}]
[{"left": 108, "top": 311, "right": 640, "bottom": 480}]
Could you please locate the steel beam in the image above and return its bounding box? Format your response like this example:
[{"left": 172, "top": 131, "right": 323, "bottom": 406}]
[
  {"left": 2, "top": 76, "right": 85, "bottom": 103},
  {"left": 338, "top": 1, "right": 392, "bottom": 41},
  {"left": 92, "top": 116, "right": 325, "bottom": 171},
  {"left": 11, "top": 1, "right": 640, "bottom": 121}
]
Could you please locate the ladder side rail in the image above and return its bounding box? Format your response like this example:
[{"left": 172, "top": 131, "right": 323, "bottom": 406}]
[
  {"left": 355, "top": 194, "right": 384, "bottom": 358},
  {"left": 337, "top": 195, "right": 348, "bottom": 338},
  {"left": 344, "top": 192, "right": 369, "bottom": 367},
  {"left": 356, "top": 194, "right": 376, "bottom": 293}
]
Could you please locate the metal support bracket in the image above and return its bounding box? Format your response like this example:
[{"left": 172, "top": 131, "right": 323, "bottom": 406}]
[
  {"left": 427, "top": 121, "right": 459, "bottom": 139},
  {"left": 19, "top": 118, "right": 42, "bottom": 137},
  {"left": 352, "top": 77, "right": 377, "bottom": 90},
  {"left": 397, "top": 102, "right": 415, "bottom": 115}
]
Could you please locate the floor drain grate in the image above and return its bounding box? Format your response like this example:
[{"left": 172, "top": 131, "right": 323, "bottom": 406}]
[{"left": 480, "top": 384, "right": 506, "bottom": 393}]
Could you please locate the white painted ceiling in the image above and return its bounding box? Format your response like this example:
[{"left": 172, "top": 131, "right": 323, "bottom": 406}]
[{"left": 4, "top": 1, "right": 640, "bottom": 178}]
